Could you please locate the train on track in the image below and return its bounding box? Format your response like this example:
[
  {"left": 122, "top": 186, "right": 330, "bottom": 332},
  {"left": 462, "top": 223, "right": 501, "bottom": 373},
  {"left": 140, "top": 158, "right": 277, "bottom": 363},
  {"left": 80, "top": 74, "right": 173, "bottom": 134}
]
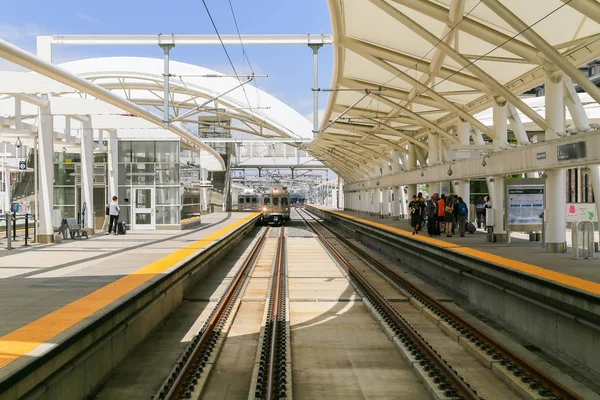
[
  {"left": 233, "top": 186, "right": 291, "bottom": 225},
  {"left": 260, "top": 186, "right": 290, "bottom": 226}
]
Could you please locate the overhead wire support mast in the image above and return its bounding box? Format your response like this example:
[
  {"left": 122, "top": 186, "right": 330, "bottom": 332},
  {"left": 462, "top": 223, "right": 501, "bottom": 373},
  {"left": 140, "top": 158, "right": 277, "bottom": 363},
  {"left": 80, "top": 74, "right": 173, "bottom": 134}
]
[{"left": 158, "top": 33, "right": 175, "bottom": 129}]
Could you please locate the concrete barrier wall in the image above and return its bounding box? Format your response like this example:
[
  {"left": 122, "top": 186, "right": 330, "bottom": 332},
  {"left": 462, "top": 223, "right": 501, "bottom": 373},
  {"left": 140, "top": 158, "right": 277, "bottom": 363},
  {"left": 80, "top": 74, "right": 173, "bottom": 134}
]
[
  {"left": 307, "top": 206, "right": 600, "bottom": 381},
  {"left": 1, "top": 216, "right": 258, "bottom": 400}
]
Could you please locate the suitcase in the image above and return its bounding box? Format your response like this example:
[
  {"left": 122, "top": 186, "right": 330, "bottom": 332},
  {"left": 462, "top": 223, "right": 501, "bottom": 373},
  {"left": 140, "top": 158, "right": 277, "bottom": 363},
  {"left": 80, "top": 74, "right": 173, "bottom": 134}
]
[
  {"left": 465, "top": 221, "right": 476, "bottom": 234},
  {"left": 117, "top": 221, "right": 127, "bottom": 235}
]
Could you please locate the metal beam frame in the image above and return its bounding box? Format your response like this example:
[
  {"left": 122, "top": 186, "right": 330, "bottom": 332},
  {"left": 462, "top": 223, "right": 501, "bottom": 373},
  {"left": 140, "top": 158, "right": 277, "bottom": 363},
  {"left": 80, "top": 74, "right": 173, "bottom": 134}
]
[{"left": 47, "top": 34, "right": 333, "bottom": 46}]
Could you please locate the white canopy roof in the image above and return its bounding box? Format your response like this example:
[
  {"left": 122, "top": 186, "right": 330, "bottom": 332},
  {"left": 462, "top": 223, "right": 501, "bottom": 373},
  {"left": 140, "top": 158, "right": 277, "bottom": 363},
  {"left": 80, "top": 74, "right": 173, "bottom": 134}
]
[
  {"left": 58, "top": 57, "right": 314, "bottom": 140},
  {"left": 314, "top": 0, "right": 600, "bottom": 182}
]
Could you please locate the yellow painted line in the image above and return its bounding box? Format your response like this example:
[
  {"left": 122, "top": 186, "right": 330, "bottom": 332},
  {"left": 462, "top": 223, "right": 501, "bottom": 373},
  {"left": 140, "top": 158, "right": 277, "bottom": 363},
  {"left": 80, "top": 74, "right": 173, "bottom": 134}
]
[
  {"left": 181, "top": 216, "right": 202, "bottom": 223},
  {"left": 310, "top": 206, "right": 600, "bottom": 296},
  {"left": 0, "top": 213, "right": 259, "bottom": 369}
]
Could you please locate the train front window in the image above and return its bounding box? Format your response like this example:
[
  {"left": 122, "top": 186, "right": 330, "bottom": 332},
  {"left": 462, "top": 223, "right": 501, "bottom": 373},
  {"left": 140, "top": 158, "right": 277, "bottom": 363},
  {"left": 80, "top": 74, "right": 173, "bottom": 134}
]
[
  {"left": 246, "top": 198, "right": 251, "bottom": 203},
  {"left": 238, "top": 196, "right": 244, "bottom": 204},
  {"left": 264, "top": 197, "right": 271, "bottom": 205},
  {"left": 281, "top": 198, "right": 288, "bottom": 206},
  {"left": 273, "top": 198, "right": 279, "bottom": 206},
  {"left": 252, "top": 198, "right": 256, "bottom": 203}
]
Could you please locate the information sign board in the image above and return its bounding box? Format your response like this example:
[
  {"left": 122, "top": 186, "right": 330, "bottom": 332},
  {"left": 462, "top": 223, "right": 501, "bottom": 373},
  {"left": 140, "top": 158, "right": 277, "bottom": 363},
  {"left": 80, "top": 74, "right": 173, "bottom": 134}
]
[{"left": 507, "top": 185, "right": 544, "bottom": 225}]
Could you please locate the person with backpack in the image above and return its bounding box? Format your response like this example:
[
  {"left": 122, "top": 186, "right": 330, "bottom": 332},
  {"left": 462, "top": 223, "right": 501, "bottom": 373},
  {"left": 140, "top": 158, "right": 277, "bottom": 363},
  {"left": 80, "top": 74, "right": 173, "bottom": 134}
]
[
  {"left": 457, "top": 197, "right": 468, "bottom": 237},
  {"left": 452, "top": 195, "right": 460, "bottom": 234},
  {"left": 444, "top": 195, "right": 455, "bottom": 237},
  {"left": 475, "top": 196, "right": 486, "bottom": 228},
  {"left": 107, "top": 196, "right": 120, "bottom": 235}
]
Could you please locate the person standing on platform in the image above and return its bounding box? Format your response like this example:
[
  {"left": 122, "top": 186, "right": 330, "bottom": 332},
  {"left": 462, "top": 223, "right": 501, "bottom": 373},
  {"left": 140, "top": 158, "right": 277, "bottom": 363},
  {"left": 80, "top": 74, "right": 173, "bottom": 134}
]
[
  {"left": 475, "top": 196, "right": 486, "bottom": 228},
  {"left": 107, "top": 196, "right": 120, "bottom": 235},
  {"left": 437, "top": 194, "right": 446, "bottom": 234},
  {"left": 409, "top": 195, "right": 423, "bottom": 235},
  {"left": 457, "top": 197, "right": 468, "bottom": 237},
  {"left": 444, "top": 195, "right": 455, "bottom": 237},
  {"left": 426, "top": 193, "right": 439, "bottom": 236},
  {"left": 417, "top": 192, "right": 426, "bottom": 231}
]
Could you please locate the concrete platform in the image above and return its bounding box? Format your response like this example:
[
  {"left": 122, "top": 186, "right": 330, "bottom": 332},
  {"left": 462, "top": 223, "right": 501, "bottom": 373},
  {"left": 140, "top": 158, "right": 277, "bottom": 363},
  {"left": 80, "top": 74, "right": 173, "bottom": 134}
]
[
  {"left": 311, "top": 207, "right": 600, "bottom": 290},
  {"left": 307, "top": 206, "right": 600, "bottom": 381},
  {"left": 0, "top": 212, "right": 258, "bottom": 398}
]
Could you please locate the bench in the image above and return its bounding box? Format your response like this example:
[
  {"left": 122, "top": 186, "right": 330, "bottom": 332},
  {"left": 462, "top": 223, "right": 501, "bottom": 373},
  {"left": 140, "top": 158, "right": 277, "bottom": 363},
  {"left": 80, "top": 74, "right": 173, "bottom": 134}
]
[{"left": 61, "top": 218, "right": 88, "bottom": 239}]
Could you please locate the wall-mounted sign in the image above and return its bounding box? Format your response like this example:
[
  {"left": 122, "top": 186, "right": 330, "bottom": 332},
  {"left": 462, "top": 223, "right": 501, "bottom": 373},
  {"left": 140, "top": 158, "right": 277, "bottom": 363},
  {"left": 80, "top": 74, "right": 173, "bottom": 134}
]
[
  {"left": 536, "top": 152, "right": 546, "bottom": 160},
  {"left": 567, "top": 203, "right": 597, "bottom": 222},
  {"left": 557, "top": 141, "right": 586, "bottom": 161}
]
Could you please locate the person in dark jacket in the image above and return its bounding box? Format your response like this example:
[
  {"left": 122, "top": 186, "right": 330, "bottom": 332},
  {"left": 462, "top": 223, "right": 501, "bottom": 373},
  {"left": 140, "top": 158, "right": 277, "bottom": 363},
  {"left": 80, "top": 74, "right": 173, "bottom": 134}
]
[
  {"left": 408, "top": 195, "right": 424, "bottom": 235},
  {"left": 426, "top": 193, "right": 439, "bottom": 236}
]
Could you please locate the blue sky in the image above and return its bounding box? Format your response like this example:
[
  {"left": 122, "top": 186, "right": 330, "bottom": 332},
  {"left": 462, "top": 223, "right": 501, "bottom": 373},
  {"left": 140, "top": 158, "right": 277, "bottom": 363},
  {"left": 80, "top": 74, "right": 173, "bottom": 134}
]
[{"left": 1, "top": 0, "right": 333, "bottom": 115}]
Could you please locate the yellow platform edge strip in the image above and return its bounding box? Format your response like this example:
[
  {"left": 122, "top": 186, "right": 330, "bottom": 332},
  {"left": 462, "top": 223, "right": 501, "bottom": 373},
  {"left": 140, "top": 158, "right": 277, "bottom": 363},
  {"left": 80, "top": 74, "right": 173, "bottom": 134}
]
[
  {"left": 0, "top": 213, "right": 259, "bottom": 369},
  {"left": 310, "top": 206, "right": 600, "bottom": 296}
]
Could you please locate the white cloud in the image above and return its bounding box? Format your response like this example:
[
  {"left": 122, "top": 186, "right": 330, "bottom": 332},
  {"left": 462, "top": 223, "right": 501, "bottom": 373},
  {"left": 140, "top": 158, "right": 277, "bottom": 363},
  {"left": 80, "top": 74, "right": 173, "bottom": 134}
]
[
  {"left": 0, "top": 23, "right": 47, "bottom": 42},
  {"left": 76, "top": 13, "right": 103, "bottom": 24}
]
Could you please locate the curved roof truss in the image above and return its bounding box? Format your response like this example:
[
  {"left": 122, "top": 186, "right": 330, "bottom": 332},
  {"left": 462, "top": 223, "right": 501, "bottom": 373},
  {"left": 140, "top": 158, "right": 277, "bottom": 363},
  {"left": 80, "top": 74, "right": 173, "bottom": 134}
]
[{"left": 315, "top": 0, "right": 600, "bottom": 182}]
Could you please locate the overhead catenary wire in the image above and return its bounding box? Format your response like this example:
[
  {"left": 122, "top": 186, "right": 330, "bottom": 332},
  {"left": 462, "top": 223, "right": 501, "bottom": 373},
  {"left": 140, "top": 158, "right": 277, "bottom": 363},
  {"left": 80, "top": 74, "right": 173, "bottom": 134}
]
[
  {"left": 227, "top": 0, "right": 266, "bottom": 132},
  {"left": 201, "top": 0, "right": 260, "bottom": 127}
]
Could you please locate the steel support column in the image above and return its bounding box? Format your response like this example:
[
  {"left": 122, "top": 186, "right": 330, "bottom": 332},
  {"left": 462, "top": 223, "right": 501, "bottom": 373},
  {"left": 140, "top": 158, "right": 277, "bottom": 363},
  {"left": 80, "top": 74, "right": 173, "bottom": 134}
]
[
  {"left": 589, "top": 166, "right": 600, "bottom": 245},
  {"left": 309, "top": 44, "right": 323, "bottom": 137},
  {"left": 107, "top": 130, "right": 118, "bottom": 202},
  {"left": 491, "top": 100, "right": 508, "bottom": 239},
  {"left": 390, "top": 150, "right": 402, "bottom": 219},
  {"left": 37, "top": 95, "right": 54, "bottom": 243},
  {"left": 81, "top": 120, "right": 94, "bottom": 234},
  {"left": 545, "top": 72, "right": 567, "bottom": 252},
  {"left": 457, "top": 119, "right": 471, "bottom": 207},
  {"left": 338, "top": 177, "right": 344, "bottom": 210},
  {"left": 407, "top": 144, "right": 417, "bottom": 207},
  {"left": 159, "top": 38, "right": 175, "bottom": 129}
]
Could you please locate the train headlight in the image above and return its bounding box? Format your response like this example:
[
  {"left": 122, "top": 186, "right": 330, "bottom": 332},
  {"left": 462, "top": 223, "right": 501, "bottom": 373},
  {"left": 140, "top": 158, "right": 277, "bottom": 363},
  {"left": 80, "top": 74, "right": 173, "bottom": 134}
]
[{"left": 262, "top": 207, "right": 267, "bottom": 211}]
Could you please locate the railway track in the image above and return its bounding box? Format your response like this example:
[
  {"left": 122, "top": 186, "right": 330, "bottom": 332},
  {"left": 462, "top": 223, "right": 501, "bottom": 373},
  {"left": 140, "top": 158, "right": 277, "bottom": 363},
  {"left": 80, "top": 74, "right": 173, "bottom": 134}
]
[
  {"left": 154, "top": 226, "right": 290, "bottom": 400},
  {"left": 295, "top": 207, "right": 581, "bottom": 400},
  {"left": 155, "top": 227, "right": 273, "bottom": 400}
]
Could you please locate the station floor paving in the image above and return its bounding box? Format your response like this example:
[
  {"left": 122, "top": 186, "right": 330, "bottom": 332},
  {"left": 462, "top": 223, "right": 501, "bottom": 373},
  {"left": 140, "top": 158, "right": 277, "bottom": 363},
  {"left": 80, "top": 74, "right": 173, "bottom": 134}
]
[
  {"left": 311, "top": 207, "right": 600, "bottom": 294},
  {"left": 0, "top": 212, "right": 257, "bottom": 379}
]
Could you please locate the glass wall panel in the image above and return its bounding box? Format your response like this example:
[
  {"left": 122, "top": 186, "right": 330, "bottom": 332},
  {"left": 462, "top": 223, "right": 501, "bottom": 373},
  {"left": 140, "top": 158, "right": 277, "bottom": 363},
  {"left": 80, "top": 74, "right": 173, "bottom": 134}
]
[
  {"left": 53, "top": 187, "right": 75, "bottom": 206},
  {"left": 118, "top": 163, "right": 131, "bottom": 186},
  {"left": 157, "top": 187, "right": 179, "bottom": 205},
  {"left": 54, "top": 164, "right": 76, "bottom": 185},
  {"left": 118, "top": 141, "right": 132, "bottom": 162},
  {"left": 118, "top": 186, "right": 131, "bottom": 206},
  {"left": 118, "top": 205, "right": 131, "bottom": 225},
  {"left": 156, "top": 206, "right": 180, "bottom": 225},
  {"left": 131, "top": 163, "right": 155, "bottom": 186},
  {"left": 53, "top": 205, "right": 76, "bottom": 219},
  {"left": 156, "top": 164, "right": 179, "bottom": 185},
  {"left": 156, "top": 141, "right": 179, "bottom": 162},
  {"left": 131, "top": 141, "right": 155, "bottom": 162}
]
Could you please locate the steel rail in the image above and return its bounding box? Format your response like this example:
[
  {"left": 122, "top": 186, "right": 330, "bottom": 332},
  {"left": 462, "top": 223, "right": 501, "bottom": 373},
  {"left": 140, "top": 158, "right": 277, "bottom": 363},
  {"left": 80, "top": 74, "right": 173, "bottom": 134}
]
[
  {"left": 266, "top": 227, "right": 286, "bottom": 400},
  {"left": 301, "top": 208, "right": 582, "bottom": 400},
  {"left": 160, "top": 226, "right": 270, "bottom": 400},
  {"left": 296, "top": 209, "right": 478, "bottom": 400}
]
